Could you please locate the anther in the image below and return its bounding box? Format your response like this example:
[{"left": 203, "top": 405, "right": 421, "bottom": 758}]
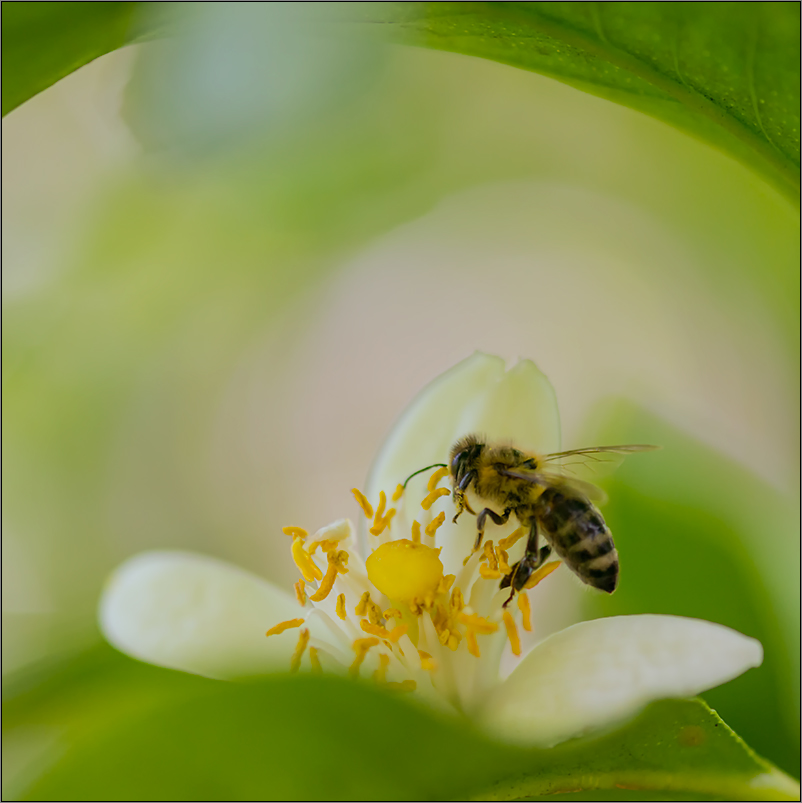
[
  {"left": 351, "top": 488, "right": 374, "bottom": 519},
  {"left": 336, "top": 593, "right": 347, "bottom": 621},
  {"left": 411, "top": 520, "right": 422, "bottom": 544},
  {"left": 465, "top": 629, "right": 480, "bottom": 657},
  {"left": 368, "top": 600, "right": 385, "bottom": 626},
  {"left": 309, "top": 562, "right": 338, "bottom": 602},
  {"left": 524, "top": 560, "right": 562, "bottom": 589},
  {"left": 309, "top": 646, "right": 322, "bottom": 674},
  {"left": 450, "top": 587, "right": 464, "bottom": 612},
  {"left": 458, "top": 612, "right": 499, "bottom": 634},
  {"left": 439, "top": 574, "right": 456, "bottom": 594},
  {"left": 373, "top": 653, "right": 390, "bottom": 684},
  {"left": 502, "top": 610, "right": 521, "bottom": 657},
  {"left": 496, "top": 547, "right": 511, "bottom": 576},
  {"left": 283, "top": 526, "right": 308, "bottom": 539},
  {"left": 421, "top": 487, "right": 450, "bottom": 510},
  {"left": 349, "top": 637, "right": 379, "bottom": 678},
  {"left": 292, "top": 537, "right": 323, "bottom": 583},
  {"left": 498, "top": 527, "right": 526, "bottom": 551},
  {"left": 517, "top": 591, "right": 532, "bottom": 632},
  {"left": 427, "top": 466, "right": 450, "bottom": 492},
  {"left": 384, "top": 608, "right": 402, "bottom": 621},
  {"left": 355, "top": 591, "right": 371, "bottom": 617},
  {"left": 391, "top": 484, "right": 404, "bottom": 502},
  {"left": 482, "top": 540, "right": 498, "bottom": 570},
  {"left": 479, "top": 565, "right": 502, "bottom": 580},
  {"left": 418, "top": 650, "right": 437, "bottom": 672},
  {"left": 387, "top": 624, "right": 408, "bottom": 643},
  {"left": 425, "top": 511, "right": 446, "bottom": 538},
  {"left": 375, "top": 490, "right": 387, "bottom": 521},
  {"left": 361, "top": 620, "right": 391, "bottom": 640},
  {"left": 294, "top": 579, "right": 307, "bottom": 606},
  {"left": 266, "top": 618, "right": 305, "bottom": 637},
  {"left": 290, "top": 628, "right": 310, "bottom": 672}
]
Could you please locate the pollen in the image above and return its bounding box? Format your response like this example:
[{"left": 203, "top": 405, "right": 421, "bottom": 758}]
[
  {"left": 283, "top": 526, "right": 308, "bottom": 539},
  {"left": 391, "top": 483, "right": 404, "bottom": 502},
  {"left": 503, "top": 610, "right": 521, "bottom": 656},
  {"left": 294, "top": 579, "right": 307, "bottom": 606},
  {"left": 483, "top": 541, "right": 498, "bottom": 570},
  {"left": 384, "top": 608, "right": 402, "bottom": 621},
  {"left": 425, "top": 511, "right": 446, "bottom": 538},
  {"left": 366, "top": 539, "right": 444, "bottom": 604},
  {"left": 517, "top": 591, "right": 532, "bottom": 632},
  {"left": 421, "top": 487, "right": 450, "bottom": 510},
  {"left": 290, "top": 628, "right": 310, "bottom": 672},
  {"left": 351, "top": 488, "right": 373, "bottom": 519},
  {"left": 266, "top": 618, "right": 305, "bottom": 637},
  {"left": 427, "top": 466, "right": 449, "bottom": 491},
  {"left": 309, "top": 562, "right": 338, "bottom": 602},
  {"left": 496, "top": 547, "right": 511, "bottom": 575},
  {"left": 292, "top": 537, "right": 323, "bottom": 583},
  {"left": 336, "top": 593, "right": 347, "bottom": 620},
  {"left": 411, "top": 520, "right": 422, "bottom": 544},
  {"left": 524, "top": 560, "right": 562, "bottom": 589}
]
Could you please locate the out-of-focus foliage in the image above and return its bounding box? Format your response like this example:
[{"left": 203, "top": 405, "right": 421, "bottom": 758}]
[
  {"left": 4, "top": 3, "right": 799, "bottom": 201},
  {"left": 4, "top": 647, "right": 797, "bottom": 801}
]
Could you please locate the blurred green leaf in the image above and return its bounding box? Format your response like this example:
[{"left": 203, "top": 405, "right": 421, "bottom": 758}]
[
  {"left": 5, "top": 647, "right": 798, "bottom": 801},
  {"left": 583, "top": 401, "right": 800, "bottom": 778},
  {"left": 1, "top": 2, "right": 138, "bottom": 115},
  {"left": 349, "top": 2, "right": 800, "bottom": 201}
]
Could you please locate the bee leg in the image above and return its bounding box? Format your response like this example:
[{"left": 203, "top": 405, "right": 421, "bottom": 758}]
[
  {"left": 537, "top": 544, "right": 552, "bottom": 567},
  {"left": 471, "top": 507, "right": 510, "bottom": 553}
]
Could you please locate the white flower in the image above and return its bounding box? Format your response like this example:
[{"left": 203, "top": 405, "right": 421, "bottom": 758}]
[{"left": 99, "top": 352, "right": 763, "bottom": 746}]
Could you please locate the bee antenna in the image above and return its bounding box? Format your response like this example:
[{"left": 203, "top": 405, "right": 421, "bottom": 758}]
[{"left": 402, "top": 463, "right": 448, "bottom": 489}]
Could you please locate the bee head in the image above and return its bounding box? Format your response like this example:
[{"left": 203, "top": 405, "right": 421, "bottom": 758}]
[{"left": 449, "top": 435, "right": 485, "bottom": 485}]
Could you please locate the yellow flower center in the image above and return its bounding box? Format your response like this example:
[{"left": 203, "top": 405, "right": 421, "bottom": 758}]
[{"left": 365, "top": 539, "right": 444, "bottom": 603}]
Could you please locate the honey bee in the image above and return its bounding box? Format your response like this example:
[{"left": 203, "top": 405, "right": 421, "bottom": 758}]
[{"left": 444, "top": 435, "right": 659, "bottom": 605}]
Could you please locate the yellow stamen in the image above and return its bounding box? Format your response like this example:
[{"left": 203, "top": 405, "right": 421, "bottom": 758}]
[
  {"left": 517, "top": 591, "right": 532, "bottom": 632},
  {"left": 503, "top": 610, "right": 521, "bottom": 656},
  {"left": 425, "top": 511, "right": 446, "bottom": 538},
  {"left": 290, "top": 628, "right": 310, "bottom": 672},
  {"left": 482, "top": 540, "right": 498, "bottom": 570},
  {"left": 361, "top": 620, "right": 391, "bottom": 639},
  {"left": 292, "top": 537, "right": 323, "bottom": 583},
  {"left": 349, "top": 637, "right": 379, "bottom": 677},
  {"left": 309, "top": 646, "right": 322, "bottom": 674},
  {"left": 384, "top": 508, "right": 396, "bottom": 528},
  {"left": 282, "top": 526, "right": 308, "bottom": 539},
  {"left": 479, "top": 565, "right": 502, "bottom": 580},
  {"left": 411, "top": 520, "right": 422, "bottom": 544},
  {"left": 459, "top": 612, "right": 499, "bottom": 634},
  {"left": 447, "top": 634, "right": 460, "bottom": 651},
  {"left": 266, "top": 618, "right": 305, "bottom": 637},
  {"left": 421, "top": 487, "right": 450, "bottom": 510},
  {"left": 309, "top": 538, "right": 339, "bottom": 555},
  {"left": 355, "top": 591, "right": 371, "bottom": 617},
  {"left": 438, "top": 629, "right": 450, "bottom": 646},
  {"left": 309, "top": 562, "right": 338, "bottom": 602},
  {"left": 498, "top": 527, "right": 526, "bottom": 551},
  {"left": 368, "top": 600, "right": 384, "bottom": 625},
  {"left": 418, "top": 650, "right": 437, "bottom": 671},
  {"left": 387, "top": 624, "right": 408, "bottom": 643},
  {"left": 294, "top": 579, "right": 307, "bottom": 606},
  {"left": 466, "top": 629, "right": 480, "bottom": 657},
  {"left": 386, "top": 680, "right": 416, "bottom": 692},
  {"left": 427, "top": 466, "right": 450, "bottom": 492},
  {"left": 384, "top": 608, "right": 402, "bottom": 621},
  {"left": 496, "top": 547, "right": 512, "bottom": 575},
  {"left": 373, "top": 653, "right": 390, "bottom": 683},
  {"left": 439, "top": 574, "right": 456, "bottom": 594},
  {"left": 524, "top": 560, "right": 562, "bottom": 589},
  {"left": 336, "top": 593, "right": 347, "bottom": 620},
  {"left": 351, "top": 488, "right": 374, "bottom": 519},
  {"left": 375, "top": 490, "right": 387, "bottom": 520},
  {"left": 392, "top": 483, "right": 404, "bottom": 502},
  {"left": 450, "top": 586, "right": 464, "bottom": 612},
  {"left": 329, "top": 549, "right": 349, "bottom": 574}
]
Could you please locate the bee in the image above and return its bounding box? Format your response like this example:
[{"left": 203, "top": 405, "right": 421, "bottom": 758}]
[{"left": 443, "top": 435, "right": 659, "bottom": 605}]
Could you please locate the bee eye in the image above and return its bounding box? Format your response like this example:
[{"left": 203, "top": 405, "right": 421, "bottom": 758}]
[{"left": 522, "top": 459, "right": 538, "bottom": 469}]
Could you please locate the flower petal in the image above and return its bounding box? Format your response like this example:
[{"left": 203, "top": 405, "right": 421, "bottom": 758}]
[
  {"left": 476, "top": 614, "right": 763, "bottom": 746},
  {"left": 99, "top": 551, "right": 304, "bottom": 679}
]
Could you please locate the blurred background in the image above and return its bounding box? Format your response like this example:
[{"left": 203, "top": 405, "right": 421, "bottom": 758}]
[{"left": 3, "top": 3, "right": 798, "bottom": 796}]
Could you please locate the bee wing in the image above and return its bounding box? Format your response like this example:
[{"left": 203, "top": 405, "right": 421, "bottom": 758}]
[
  {"left": 540, "top": 444, "right": 659, "bottom": 481},
  {"left": 496, "top": 467, "right": 608, "bottom": 505}
]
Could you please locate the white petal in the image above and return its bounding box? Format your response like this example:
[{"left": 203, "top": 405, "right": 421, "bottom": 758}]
[
  {"left": 477, "top": 614, "right": 763, "bottom": 746},
  {"left": 99, "top": 551, "right": 305, "bottom": 679}
]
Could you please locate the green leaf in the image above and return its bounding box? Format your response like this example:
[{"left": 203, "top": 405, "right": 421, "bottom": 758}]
[
  {"left": 5, "top": 647, "right": 798, "bottom": 801},
  {"left": 1, "top": 1, "right": 138, "bottom": 115},
  {"left": 347, "top": 2, "right": 800, "bottom": 201}
]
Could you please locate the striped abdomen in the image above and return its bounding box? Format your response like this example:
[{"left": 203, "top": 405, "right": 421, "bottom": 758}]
[{"left": 534, "top": 487, "right": 619, "bottom": 593}]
